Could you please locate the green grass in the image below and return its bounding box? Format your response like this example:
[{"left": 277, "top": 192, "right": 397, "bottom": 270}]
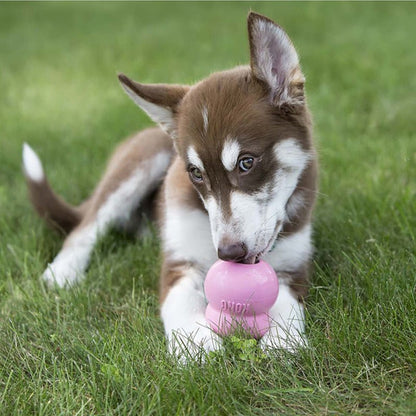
[{"left": 1, "top": 2, "right": 415, "bottom": 415}]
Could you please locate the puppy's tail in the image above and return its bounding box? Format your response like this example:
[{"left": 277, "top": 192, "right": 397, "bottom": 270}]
[{"left": 22, "top": 143, "right": 84, "bottom": 233}]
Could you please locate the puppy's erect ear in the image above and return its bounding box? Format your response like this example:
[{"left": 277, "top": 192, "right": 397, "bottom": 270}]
[
  {"left": 248, "top": 12, "right": 305, "bottom": 107},
  {"left": 118, "top": 74, "right": 189, "bottom": 138}
]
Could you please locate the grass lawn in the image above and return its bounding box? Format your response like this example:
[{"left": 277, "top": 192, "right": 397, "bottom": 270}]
[{"left": 1, "top": 2, "right": 415, "bottom": 415}]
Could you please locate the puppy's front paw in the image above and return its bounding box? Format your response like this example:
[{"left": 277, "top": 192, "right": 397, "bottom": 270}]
[
  {"left": 167, "top": 324, "right": 222, "bottom": 363},
  {"left": 259, "top": 327, "right": 307, "bottom": 354},
  {"left": 42, "top": 258, "right": 83, "bottom": 288}
]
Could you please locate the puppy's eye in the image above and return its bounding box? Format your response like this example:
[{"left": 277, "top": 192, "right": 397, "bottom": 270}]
[
  {"left": 189, "top": 167, "right": 203, "bottom": 182},
  {"left": 238, "top": 156, "right": 254, "bottom": 172}
]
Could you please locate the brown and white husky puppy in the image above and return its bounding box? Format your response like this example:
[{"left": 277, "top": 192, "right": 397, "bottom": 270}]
[{"left": 23, "top": 12, "right": 318, "bottom": 359}]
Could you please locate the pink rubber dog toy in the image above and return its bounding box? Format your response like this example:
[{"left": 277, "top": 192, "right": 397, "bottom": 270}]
[{"left": 204, "top": 260, "right": 279, "bottom": 338}]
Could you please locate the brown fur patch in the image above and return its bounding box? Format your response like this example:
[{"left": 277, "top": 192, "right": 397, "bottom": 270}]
[
  {"left": 25, "top": 177, "right": 83, "bottom": 234},
  {"left": 159, "top": 260, "right": 195, "bottom": 303}
]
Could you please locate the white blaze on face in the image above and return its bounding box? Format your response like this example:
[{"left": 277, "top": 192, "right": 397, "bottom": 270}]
[
  {"left": 221, "top": 138, "right": 241, "bottom": 172},
  {"left": 205, "top": 138, "right": 311, "bottom": 256},
  {"left": 204, "top": 197, "right": 223, "bottom": 250}
]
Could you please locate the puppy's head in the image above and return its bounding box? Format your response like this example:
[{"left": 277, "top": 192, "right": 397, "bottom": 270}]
[{"left": 119, "top": 12, "right": 314, "bottom": 263}]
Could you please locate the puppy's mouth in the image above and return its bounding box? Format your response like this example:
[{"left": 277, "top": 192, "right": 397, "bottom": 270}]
[
  {"left": 240, "top": 255, "right": 259, "bottom": 265},
  {"left": 241, "top": 220, "right": 283, "bottom": 265}
]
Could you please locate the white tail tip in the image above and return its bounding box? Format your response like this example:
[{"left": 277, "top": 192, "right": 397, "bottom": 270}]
[{"left": 22, "top": 143, "right": 44, "bottom": 182}]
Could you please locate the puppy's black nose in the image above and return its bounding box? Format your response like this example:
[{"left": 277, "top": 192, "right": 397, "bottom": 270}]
[{"left": 218, "top": 243, "right": 247, "bottom": 262}]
